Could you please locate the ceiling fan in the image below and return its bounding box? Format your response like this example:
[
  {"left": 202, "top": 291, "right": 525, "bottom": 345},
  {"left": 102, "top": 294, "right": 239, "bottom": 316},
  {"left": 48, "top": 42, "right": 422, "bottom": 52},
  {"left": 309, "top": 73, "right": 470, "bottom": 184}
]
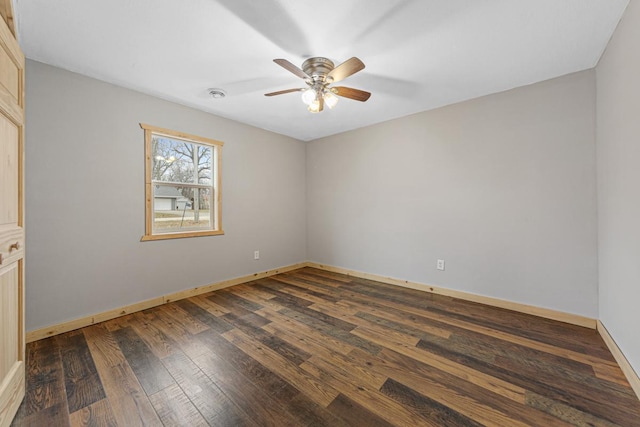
[{"left": 265, "top": 57, "right": 371, "bottom": 113}]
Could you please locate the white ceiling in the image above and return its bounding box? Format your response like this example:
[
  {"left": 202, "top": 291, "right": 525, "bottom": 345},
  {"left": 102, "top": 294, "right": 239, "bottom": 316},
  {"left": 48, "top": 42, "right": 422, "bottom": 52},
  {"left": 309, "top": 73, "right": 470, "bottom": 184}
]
[{"left": 15, "top": 0, "right": 628, "bottom": 141}]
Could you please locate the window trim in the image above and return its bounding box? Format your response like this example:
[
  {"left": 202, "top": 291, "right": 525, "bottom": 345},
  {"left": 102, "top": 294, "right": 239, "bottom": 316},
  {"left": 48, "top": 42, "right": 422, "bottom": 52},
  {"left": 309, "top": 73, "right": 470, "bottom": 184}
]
[{"left": 140, "top": 123, "right": 224, "bottom": 241}]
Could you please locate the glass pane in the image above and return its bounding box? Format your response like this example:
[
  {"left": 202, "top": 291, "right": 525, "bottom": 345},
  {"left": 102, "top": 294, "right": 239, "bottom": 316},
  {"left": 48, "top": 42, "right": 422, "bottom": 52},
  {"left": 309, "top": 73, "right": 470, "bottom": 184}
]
[
  {"left": 153, "top": 185, "right": 212, "bottom": 232},
  {"left": 152, "top": 136, "right": 212, "bottom": 185},
  {"left": 198, "top": 145, "right": 213, "bottom": 185}
]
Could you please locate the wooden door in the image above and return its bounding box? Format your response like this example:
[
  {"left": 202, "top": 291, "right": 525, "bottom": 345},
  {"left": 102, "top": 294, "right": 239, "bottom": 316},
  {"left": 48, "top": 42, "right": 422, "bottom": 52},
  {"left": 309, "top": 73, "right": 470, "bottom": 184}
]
[{"left": 0, "top": 3, "right": 25, "bottom": 426}]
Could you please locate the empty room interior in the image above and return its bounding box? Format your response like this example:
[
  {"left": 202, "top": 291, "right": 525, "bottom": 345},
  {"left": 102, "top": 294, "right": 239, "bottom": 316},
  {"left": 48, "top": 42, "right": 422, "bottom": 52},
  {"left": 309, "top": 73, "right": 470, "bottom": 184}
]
[{"left": 1, "top": 1, "right": 640, "bottom": 426}]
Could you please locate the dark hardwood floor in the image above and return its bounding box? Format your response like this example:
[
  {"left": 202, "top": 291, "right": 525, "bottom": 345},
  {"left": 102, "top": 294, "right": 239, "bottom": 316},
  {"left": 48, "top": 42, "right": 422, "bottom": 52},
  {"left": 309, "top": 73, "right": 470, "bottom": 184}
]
[{"left": 11, "top": 267, "right": 640, "bottom": 426}]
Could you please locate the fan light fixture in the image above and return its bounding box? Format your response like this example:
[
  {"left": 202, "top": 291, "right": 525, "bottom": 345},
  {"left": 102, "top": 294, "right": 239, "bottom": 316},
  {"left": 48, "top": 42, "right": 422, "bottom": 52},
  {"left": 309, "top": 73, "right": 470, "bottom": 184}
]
[
  {"left": 265, "top": 57, "right": 371, "bottom": 113},
  {"left": 302, "top": 89, "right": 339, "bottom": 113}
]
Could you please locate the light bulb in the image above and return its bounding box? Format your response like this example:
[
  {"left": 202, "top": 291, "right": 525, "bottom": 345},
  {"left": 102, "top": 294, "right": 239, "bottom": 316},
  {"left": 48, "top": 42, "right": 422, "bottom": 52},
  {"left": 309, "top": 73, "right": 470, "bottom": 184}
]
[
  {"left": 301, "top": 88, "right": 316, "bottom": 105},
  {"left": 308, "top": 100, "right": 320, "bottom": 113},
  {"left": 324, "top": 91, "right": 339, "bottom": 109}
]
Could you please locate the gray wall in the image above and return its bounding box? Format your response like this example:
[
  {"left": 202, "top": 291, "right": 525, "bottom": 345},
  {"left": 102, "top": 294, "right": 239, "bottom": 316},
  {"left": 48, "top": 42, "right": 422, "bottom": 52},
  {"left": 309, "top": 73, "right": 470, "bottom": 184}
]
[
  {"left": 25, "top": 60, "right": 307, "bottom": 331},
  {"left": 307, "top": 70, "right": 599, "bottom": 318},
  {"left": 596, "top": 1, "right": 640, "bottom": 374}
]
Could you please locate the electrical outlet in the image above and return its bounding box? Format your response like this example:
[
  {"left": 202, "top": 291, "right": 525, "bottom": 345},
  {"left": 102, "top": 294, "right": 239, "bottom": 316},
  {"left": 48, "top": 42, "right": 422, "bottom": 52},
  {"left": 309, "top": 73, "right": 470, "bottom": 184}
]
[
  {"left": 437, "top": 259, "right": 445, "bottom": 271},
  {"left": 254, "top": 250, "right": 260, "bottom": 260}
]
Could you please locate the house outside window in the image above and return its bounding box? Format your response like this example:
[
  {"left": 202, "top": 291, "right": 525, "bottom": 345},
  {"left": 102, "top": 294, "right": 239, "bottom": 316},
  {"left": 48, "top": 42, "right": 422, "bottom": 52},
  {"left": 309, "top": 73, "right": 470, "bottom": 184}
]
[{"left": 140, "top": 123, "right": 223, "bottom": 241}]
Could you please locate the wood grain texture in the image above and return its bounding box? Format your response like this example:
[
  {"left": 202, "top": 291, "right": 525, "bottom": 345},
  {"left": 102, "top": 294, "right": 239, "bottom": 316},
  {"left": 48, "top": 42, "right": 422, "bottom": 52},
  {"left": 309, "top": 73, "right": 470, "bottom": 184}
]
[
  {"left": 13, "top": 267, "right": 640, "bottom": 426},
  {"left": 148, "top": 383, "right": 207, "bottom": 427},
  {"left": 68, "top": 398, "right": 116, "bottom": 427},
  {"left": 57, "top": 332, "right": 105, "bottom": 413},
  {"left": 110, "top": 327, "right": 174, "bottom": 395}
]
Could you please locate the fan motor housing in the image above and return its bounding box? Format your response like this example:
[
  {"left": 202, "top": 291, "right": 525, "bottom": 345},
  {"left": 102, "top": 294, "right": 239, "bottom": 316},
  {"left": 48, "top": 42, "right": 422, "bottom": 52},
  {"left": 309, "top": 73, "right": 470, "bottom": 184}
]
[{"left": 302, "top": 57, "right": 335, "bottom": 81}]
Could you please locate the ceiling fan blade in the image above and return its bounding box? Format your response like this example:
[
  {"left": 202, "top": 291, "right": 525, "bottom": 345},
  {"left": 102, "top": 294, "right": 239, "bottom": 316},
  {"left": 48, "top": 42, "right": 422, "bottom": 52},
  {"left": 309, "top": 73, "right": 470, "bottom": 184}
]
[
  {"left": 264, "top": 88, "right": 304, "bottom": 96},
  {"left": 327, "top": 57, "right": 365, "bottom": 83},
  {"left": 274, "top": 59, "right": 310, "bottom": 79},
  {"left": 332, "top": 86, "right": 371, "bottom": 102},
  {"left": 319, "top": 95, "right": 324, "bottom": 112}
]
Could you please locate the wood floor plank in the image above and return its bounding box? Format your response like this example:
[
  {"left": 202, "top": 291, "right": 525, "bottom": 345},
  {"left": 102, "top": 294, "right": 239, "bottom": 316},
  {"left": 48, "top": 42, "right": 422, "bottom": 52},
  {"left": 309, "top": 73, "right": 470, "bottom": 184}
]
[
  {"left": 272, "top": 300, "right": 358, "bottom": 332},
  {"left": 207, "top": 290, "right": 262, "bottom": 317},
  {"left": 21, "top": 337, "right": 65, "bottom": 417},
  {"left": 57, "top": 331, "right": 106, "bottom": 413},
  {"left": 196, "top": 330, "right": 351, "bottom": 427},
  {"left": 111, "top": 326, "right": 175, "bottom": 395},
  {"left": 84, "top": 324, "right": 160, "bottom": 426},
  {"left": 303, "top": 352, "right": 388, "bottom": 391},
  {"left": 492, "top": 350, "right": 636, "bottom": 401},
  {"left": 16, "top": 267, "right": 640, "bottom": 426},
  {"left": 98, "top": 362, "right": 162, "bottom": 426},
  {"left": 103, "top": 313, "right": 133, "bottom": 332},
  {"left": 380, "top": 378, "right": 484, "bottom": 427},
  {"left": 231, "top": 288, "right": 290, "bottom": 313},
  {"left": 142, "top": 308, "right": 212, "bottom": 359},
  {"left": 356, "top": 347, "right": 575, "bottom": 427},
  {"left": 174, "top": 298, "right": 235, "bottom": 334},
  {"left": 278, "top": 307, "right": 381, "bottom": 354},
  {"left": 127, "top": 311, "right": 177, "bottom": 359},
  {"left": 190, "top": 294, "right": 231, "bottom": 316},
  {"left": 419, "top": 323, "right": 597, "bottom": 378},
  {"left": 353, "top": 323, "right": 421, "bottom": 348},
  {"left": 222, "top": 311, "right": 311, "bottom": 366},
  {"left": 155, "top": 303, "right": 210, "bottom": 335},
  {"left": 192, "top": 351, "right": 302, "bottom": 427},
  {"left": 267, "top": 276, "right": 341, "bottom": 304},
  {"left": 593, "top": 363, "right": 631, "bottom": 385},
  {"left": 258, "top": 306, "right": 358, "bottom": 356},
  {"left": 222, "top": 327, "right": 340, "bottom": 407},
  {"left": 413, "top": 336, "right": 640, "bottom": 425},
  {"left": 12, "top": 402, "right": 70, "bottom": 427},
  {"left": 270, "top": 273, "right": 341, "bottom": 296},
  {"left": 82, "top": 324, "right": 127, "bottom": 368},
  {"left": 350, "top": 305, "right": 453, "bottom": 339},
  {"left": 326, "top": 393, "right": 396, "bottom": 427},
  {"left": 253, "top": 280, "right": 317, "bottom": 308},
  {"left": 525, "top": 391, "right": 624, "bottom": 427},
  {"left": 68, "top": 398, "right": 117, "bottom": 427},
  {"left": 231, "top": 283, "right": 279, "bottom": 301},
  {"left": 162, "top": 350, "right": 257, "bottom": 426},
  {"left": 300, "top": 353, "right": 440, "bottom": 427},
  {"left": 351, "top": 321, "right": 527, "bottom": 403},
  {"left": 148, "top": 383, "right": 209, "bottom": 427}
]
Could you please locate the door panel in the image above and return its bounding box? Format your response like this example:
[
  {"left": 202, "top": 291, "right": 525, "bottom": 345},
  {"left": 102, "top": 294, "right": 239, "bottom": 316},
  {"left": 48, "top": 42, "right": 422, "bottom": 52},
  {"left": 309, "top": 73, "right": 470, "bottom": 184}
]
[
  {"left": 0, "top": 2, "right": 24, "bottom": 426},
  {"left": 0, "top": 45, "right": 18, "bottom": 102},
  {"left": 0, "top": 116, "right": 18, "bottom": 225},
  {"left": 0, "top": 265, "right": 18, "bottom": 379}
]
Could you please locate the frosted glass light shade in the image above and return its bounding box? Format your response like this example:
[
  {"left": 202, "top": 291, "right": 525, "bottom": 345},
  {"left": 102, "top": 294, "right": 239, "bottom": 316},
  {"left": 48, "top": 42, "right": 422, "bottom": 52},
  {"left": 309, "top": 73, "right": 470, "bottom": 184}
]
[
  {"left": 324, "top": 91, "right": 339, "bottom": 109},
  {"left": 301, "top": 88, "right": 316, "bottom": 105}
]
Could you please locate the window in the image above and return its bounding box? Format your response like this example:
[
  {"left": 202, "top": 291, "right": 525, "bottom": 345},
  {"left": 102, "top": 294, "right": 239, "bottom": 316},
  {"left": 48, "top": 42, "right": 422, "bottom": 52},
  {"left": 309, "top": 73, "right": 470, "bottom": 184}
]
[{"left": 140, "top": 123, "right": 223, "bottom": 241}]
